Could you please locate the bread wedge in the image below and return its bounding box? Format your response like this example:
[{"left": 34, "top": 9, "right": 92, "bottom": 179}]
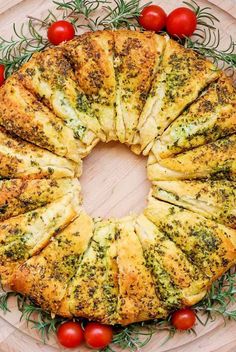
[
  {"left": 151, "top": 180, "right": 236, "bottom": 229},
  {"left": 138, "top": 39, "right": 220, "bottom": 153},
  {"left": 152, "top": 75, "right": 236, "bottom": 160},
  {"left": 148, "top": 134, "right": 236, "bottom": 181},
  {"left": 11, "top": 210, "right": 93, "bottom": 315}
]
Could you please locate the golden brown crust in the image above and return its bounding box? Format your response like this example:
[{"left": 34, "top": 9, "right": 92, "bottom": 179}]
[
  {"left": 11, "top": 210, "right": 93, "bottom": 316},
  {"left": 152, "top": 180, "right": 236, "bottom": 229},
  {"left": 135, "top": 214, "right": 208, "bottom": 307},
  {"left": 64, "top": 31, "right": 117, "bottom": 141},
  {"left": 0, "top": 77, "right": 80, "bottom": 162},
  {"left": 59, "top": 220, "right": 119, "bottom": 323},
  {"left": 144, "top": 197, "right": 236, "bottom": 281},
  {"left": 148, "top": 134, "right": 236, "bottom": 181},
  {"left": 0, "top": 127, "right": 80, "bottom": 179},
  {"left": 0, "top": 193, "right": 81, "bottom": 287},
  {"left": 152, "top": 74, "right": 236, "bottom": 160},
  {"left": 114, "top": 31, "right": 166, "bottom": 144},
  {"left": 17, "top": 46, "right": 101, "bottom": 148},
  {"left": 138, "top": 39, "right": 220, "bottom": 153},
  {"left": 116, "top": 216, "right": 165, "bottom": 324},
  {"left": 0, "top": 178, "right": 81, "bottom": 222}
]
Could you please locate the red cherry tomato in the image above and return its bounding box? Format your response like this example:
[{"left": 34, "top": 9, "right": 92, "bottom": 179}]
[
  {"left": 47, "top": 20, "right": 75, "bottom": 45},
  {"left": 138, "top": 5, "right": 167, "bottom": 32},
  {"left": 166, "top": 7, "right": 197, "bottom": 38},
  {"left": 84, "top": 322, "right": 113, "bottom": 350},
  {"left": 57, "top": 321, "right": 84, "bottom": 348},
  {"left": 0, "top": 65, "right": 5, "bottom": 86},
  {"left": 171, "top": 308, "right": 196, "bottom": 330}
]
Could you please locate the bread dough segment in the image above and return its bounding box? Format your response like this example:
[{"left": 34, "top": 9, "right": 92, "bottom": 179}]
[
  {"left": 116, "top": 216, "right": 165, "bottom": 324},
  {"left": 135, "top": 214, "right": 208, "bottom": 309},
  {"left": 148, "top": 134, "right": 236, "bottom": 181},
  {"left": 0, "top": 29, "right": 234, "bottom": 326},
  {"left": 11, "top": 210, "right": 93, "bottom": 315},
  {"left": 0, "top": 76, "right": 80, "bottom": 162},
  {"left": 151, "top": 180, "right": 236, "bottom": 229},
  {"left": 151, "top": 74, "right": 236, "bottom": 160},
  {"left": 113, "top": 31, "right": 166, "bottom": 144},
  {"left": 64, "top": 31, "right": 117, "bottom": 142},
  {"left": 59, "top": 219, "right": 119, "bottom": 324},
  {"left": 144, "top": 197, "right": 236, "bottom": 281},
  {"left": 0, "top": 127, "right": 81, "bottom": 179},
  {"left": 0, "top": 192, "right": 81, "bottom": 286},
  {"left": 17, "top": 47, "right": 100, "bottom": 155},
  {"left": 0, "top": 178, "right": 81, "bottom": 222},
  {"left": 137, "top": 39, "right": 220, "bottom": 153}
]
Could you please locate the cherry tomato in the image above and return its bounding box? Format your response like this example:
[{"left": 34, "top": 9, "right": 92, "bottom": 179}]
[
  {"left": 171, "top": 308, "right": 196, "bottom": 330},
  {"left": 84, "top": 322, "right": 113, "bottom": 350},
  {"left": 138, "top": 5, "right": 167, "bottom": 32},
  {"left": 47, "top": 20, "right": 75, "bottom": 45},
  {"left": 166, "top": 7, "right": 197, "bottom": 38},
  {"left": 0, "top": 65, "right": 5, "bottom": 86},
  {"left": 57, "top": 321, "right": 84, "bottom": 348}
]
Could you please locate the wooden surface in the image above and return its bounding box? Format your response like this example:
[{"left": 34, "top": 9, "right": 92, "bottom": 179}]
[{"left": 0, "top": 0, "right": 236, "bottom": 351}]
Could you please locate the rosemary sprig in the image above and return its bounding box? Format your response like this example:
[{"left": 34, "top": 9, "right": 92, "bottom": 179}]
[
  {"left": 194, "top": 267, "right": 236, "bottom": 323},
  {"left": 0, "top": 19, "right": 49, "bottom": 78},
  {"left": 184, "top": 0, "right": 219, "bottom": 31},
  {"left": 54, "top": 0, "right": 149, "bottom": 30},
  {"left": 1, "top": 266, "right": 236, "bottom": 351},
  {"left": 16, "top": 295, "right": 65, "bottom": 342},
  {"left": 100, "top": 0, "right": 151, "bottom": 30},
  {"left": 184, "top": 0, "right": 236, "bottom": 72},
  {"left": 185, "top": 30, "right": 236, "bottom": 71},
  {"left": 53, "top": 0, "right": 108, "bottom": 30}
]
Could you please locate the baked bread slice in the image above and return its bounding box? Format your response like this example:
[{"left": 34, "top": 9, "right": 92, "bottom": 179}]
[
  {"left": 135, "top": 214, "right": 208, "bottom": 309},
  {"left": 17, "top": 47, "right": 100, "bottom": 155},
  {"left": 115, "top": 216, "right": 165, "bottom": 325},
  {"left": 151, "top": 180, "right": 236, "bottom": 229},
  {"left": 148, "top": 134, "right": 236, "bottom": 181},
  {"left": 113, "top": 31, "right": 166, "bottom": 144},
  {"left": 137, "top": 39, "right": 220, "bottom": 154},
  {"left": 0, "top": 178, "right": 81, "bottom": 222},
  {"left": 0, "top": 127, "right": 81, "bottom": 179},
  {"left": 0, "top": 192, "right": 81, "bottom": 286},
  {"left": 11, "top": 210, "right": 93, "bottom": 315},
  {"left": 64, "top": 31, "right": 117, "bottom": 141},
  {"left": 59, "top": 219, "right": 119, "bottom": 323},
  {"left": 151, "top": 75, "right": 236, "bottom": 160},
  {"left": 145, "top": 197, "right": 236, "bottom": 281},
  {"left": 0, "top": 76, "right": 80, "bottom": 162}
]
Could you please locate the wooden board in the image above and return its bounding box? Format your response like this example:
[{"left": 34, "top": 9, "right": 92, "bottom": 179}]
[{"left": 0, "top": 0, "right": 236, "bottom": 351}]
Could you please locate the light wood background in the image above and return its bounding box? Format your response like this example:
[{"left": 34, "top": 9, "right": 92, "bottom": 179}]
[{"left": 0, "top": 0, "right": 236, "bottom": 351}]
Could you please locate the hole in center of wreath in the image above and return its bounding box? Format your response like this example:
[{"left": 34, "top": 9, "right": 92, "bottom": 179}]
[{"left": 79, "top": 142, "right": 151, "bottom": 219}]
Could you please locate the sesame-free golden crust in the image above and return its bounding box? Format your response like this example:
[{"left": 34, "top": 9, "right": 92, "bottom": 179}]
[
  {"left": 64, "top": 31, "right": 117, "bottom": 141},
  {"left": 0, "top": 127, "right": 81, "bottom": 179},
  {"left": 114, "top": 31, "right": 166, "bottom": 144},
  {"left": 152, "top": 74, "right": 236, "bottom": 160},
  {"left": 59, "top": 220, "right": 119, "bottom": 323},
  {"left": 17, "top": 47, "right": 101, "bottom": 150},
  {"left": 116, "top": 216, "right": 166, "bottom": 325},
  {"left": 151, "top": 180, "right": 236, "bottom": 229},
  {"left": 0, "top": 178, "right": 81, "bottom": 222},
  {"left": 0, "top": 29, "right": 234, "bottom": 326},
  {"left": 138, "top": 39, "right": 220, "bottom": 153},
  {"left": 0, "top": 193, "right": 81, "bottom": 287},
  {"left": 0, "top": 76, "right": 80, "bottom": 162},
  {"left": 145, "top": 197, "right": 236, "bottom": 281},
  {"left": 11, "top": 210, "right": 93, "bottom": 316},
  {"left": 135, "top": 214, "right": 208, "bottom": 308},
  {"left": 148, "top": 134, "right": 236, "bottom": 181}
]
